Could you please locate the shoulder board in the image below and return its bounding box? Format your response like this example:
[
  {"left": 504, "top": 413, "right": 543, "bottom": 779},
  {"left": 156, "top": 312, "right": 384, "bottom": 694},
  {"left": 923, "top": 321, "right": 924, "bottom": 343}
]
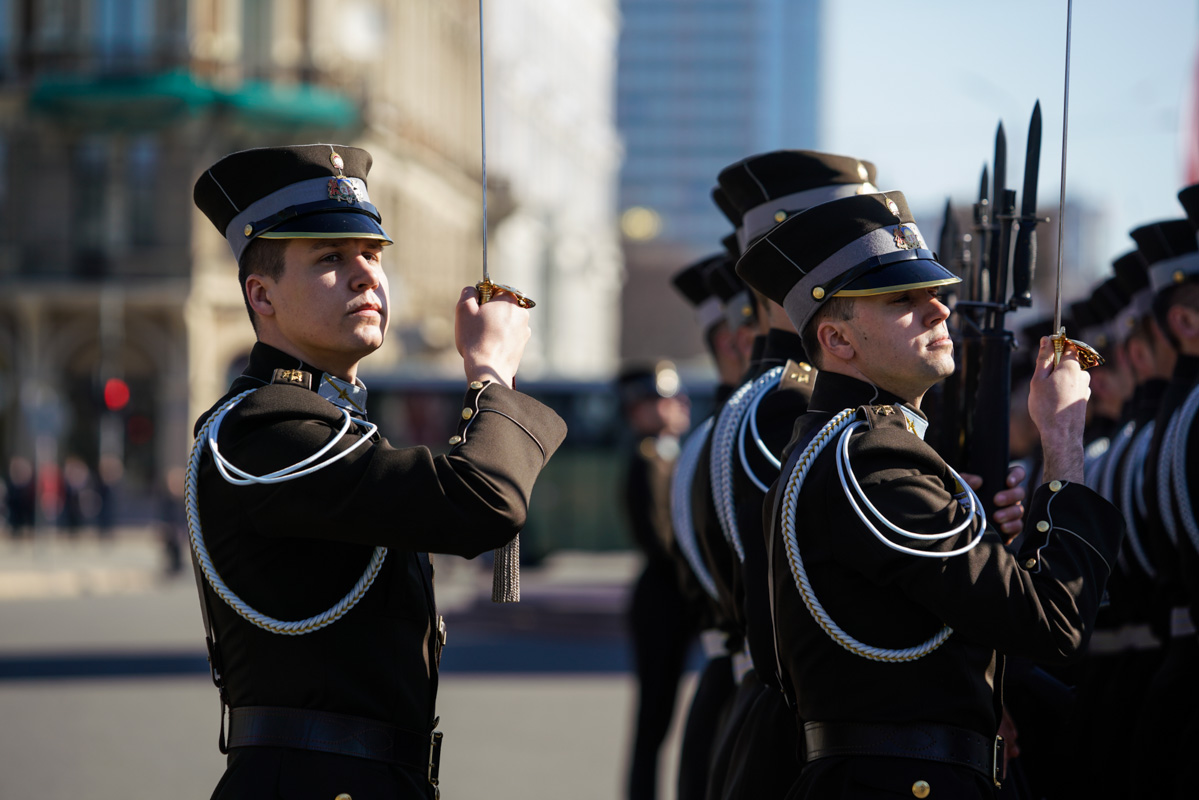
[
  {"left": 271, "top": 368, "right": 314, "bottom": 391},
  {"left": 777, "top": 359, "right": 816, "bottom": 393}
]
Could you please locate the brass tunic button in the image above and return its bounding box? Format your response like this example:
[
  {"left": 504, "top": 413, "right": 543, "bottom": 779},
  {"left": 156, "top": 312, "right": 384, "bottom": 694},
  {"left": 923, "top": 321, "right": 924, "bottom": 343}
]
[
  {"left": 1025, "top": 558, "right": 1037, "bottom": 569},
  {"left": 1036, "top": 520, "right": 1050, "bottom": 533},
  {"left": 448, "top": 435, "right": 462, "bottom": 445},
  {"left": 912, "top": 780, "right": 931, "bottom": 798},
  {"left": 1049, "top": 480, "right": 1062, "bottom": 492},
  {"left": 461, "top": 408, "right": 473, "bottom": 420},
  {"left": 469, "top": 380, "right": 484, "bottom": 390}
]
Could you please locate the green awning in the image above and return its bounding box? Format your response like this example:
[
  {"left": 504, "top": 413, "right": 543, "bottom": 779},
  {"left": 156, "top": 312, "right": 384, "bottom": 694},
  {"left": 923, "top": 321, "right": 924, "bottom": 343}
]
[
  {"left": 29, "top": 71, "right": 361, "bottom": 135},
  {"left": 29, "top": 70, "right": 220, "bottom": 131},
  {"left": 218, "top": 80, "right": 361, "bottom": 132}
]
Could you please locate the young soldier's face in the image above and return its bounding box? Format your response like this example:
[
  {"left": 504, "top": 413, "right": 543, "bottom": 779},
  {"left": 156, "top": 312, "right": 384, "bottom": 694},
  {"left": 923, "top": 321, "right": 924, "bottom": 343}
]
[
  {"left": 841, "top": 287, "right": 955, "bottom": 400},
  {"left": 265, "top": 238, "right": 389, "bottom": 372}
]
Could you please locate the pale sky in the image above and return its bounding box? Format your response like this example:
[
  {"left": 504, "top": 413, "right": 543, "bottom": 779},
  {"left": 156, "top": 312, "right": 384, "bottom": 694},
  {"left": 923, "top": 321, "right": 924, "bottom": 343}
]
[{"left": 824, "top": 0, "right": 1199, "bottom": 281}]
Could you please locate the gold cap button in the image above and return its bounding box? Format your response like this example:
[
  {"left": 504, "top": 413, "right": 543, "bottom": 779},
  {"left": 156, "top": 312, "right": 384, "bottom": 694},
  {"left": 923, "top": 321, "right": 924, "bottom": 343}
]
[
  {"left": 336, "top": 794, "right": 353, "bottom": 800},
  {"left": 1025, "top": 558, "right": 1037, "bottom": 569},
  {"left": 1174, "top": 270, "right": 1186, "bottom": 284},
  {"left": 461, "top": 408, "right": 473, "bottom": 420},
  {"left": 812, "top": 286, "right": 826, "bottom": 300},
  {"left": 448, "top": 435, "right": 462, "bottom": 446},
  {"left": 243, "top": 223, "right": 253, "bottom": 237},
  {"left": 469, "top": 380, "right": 484, "bottom": 390},
  {"left": 912, "top": 780, "right": 931, "bottom": 798},
  {"left": 774, "top": 210, "right": 787, "bottom": 223},
  {"left": 1049, "top": 480, "right": 1062, "bottom": 492},
  {"left": 1036, "top": 520, "right": 1050, "bottom": 533}
]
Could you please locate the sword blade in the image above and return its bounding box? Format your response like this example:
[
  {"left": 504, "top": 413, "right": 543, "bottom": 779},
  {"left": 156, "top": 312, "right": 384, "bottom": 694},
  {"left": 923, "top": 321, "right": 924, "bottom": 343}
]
[
  {"left": 1054, "top": 0, "right": 1074, "bottom": 336},
  {"left": 478, "top": 0, "right": 489, "bottom": 285}
]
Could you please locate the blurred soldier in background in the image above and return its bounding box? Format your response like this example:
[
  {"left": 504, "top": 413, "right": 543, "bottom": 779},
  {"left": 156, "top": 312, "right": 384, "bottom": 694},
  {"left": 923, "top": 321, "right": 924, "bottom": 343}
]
[{"left": 618, "top": 360, "right": 697, "bottom": 800}]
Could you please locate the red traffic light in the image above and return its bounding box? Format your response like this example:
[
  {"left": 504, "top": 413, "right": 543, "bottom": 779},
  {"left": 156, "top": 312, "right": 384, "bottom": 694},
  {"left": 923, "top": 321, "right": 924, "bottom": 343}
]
[{"left": 103, "top": 378, "right": 130, "bottom": 411}]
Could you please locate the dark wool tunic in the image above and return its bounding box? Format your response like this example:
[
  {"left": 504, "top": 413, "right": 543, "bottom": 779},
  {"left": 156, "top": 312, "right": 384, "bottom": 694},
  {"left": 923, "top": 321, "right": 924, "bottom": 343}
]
[{"left": 195, "top": 343, "right": 566, "bottom": 798}]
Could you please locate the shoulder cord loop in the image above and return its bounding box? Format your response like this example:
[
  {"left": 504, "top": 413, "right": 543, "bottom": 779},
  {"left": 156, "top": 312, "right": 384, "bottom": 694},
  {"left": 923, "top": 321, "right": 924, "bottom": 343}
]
[
  {"left": 1156, "top": 411, "right": 1184, "bottom": 546},
  {"left": 780, "top": 408, "right": 983, "bottom": 662},
  {"left": 1118, "top": 422, "right": 1158, "bottom": 579},
  {"left": 711, "top": 367, "right": 784, "bottom": 561},
  {"left": 185, "top": 389, "right": 388, "bottom": 636},
  {"left": 1172, "top": 387, "right": 1199, "bottom": 554},
  {"left": 737, "top": 383, "right": 784, "bottom": 493},
  {"left": 670, "top": 417, "right": 720, "bottom": 601}
]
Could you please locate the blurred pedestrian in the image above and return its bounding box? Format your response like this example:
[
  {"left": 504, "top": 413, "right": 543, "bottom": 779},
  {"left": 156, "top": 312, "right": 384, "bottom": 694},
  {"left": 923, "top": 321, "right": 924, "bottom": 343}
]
[{"left": 4, "top": 456, "right": 35, "bottom": 540}]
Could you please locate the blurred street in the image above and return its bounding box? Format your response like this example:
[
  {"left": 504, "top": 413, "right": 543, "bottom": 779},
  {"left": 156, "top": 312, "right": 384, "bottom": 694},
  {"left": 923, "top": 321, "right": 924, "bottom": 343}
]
[{"left": 0, "top": 531, "right": 695, "bottom": 799}]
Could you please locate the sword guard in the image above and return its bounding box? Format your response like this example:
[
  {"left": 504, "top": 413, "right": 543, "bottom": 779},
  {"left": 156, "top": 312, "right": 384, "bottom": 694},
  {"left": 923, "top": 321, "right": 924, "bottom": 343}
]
[
  {"left": 1051, "top": 327, "right": 1104, "bottom": 370},
  {"left": 476, "top": 280, "right": 535, "bottom": 309}
]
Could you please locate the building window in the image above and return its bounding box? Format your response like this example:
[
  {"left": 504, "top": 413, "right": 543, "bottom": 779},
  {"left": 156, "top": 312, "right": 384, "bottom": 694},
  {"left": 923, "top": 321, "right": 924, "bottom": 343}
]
[
  {"left": 73, "top": 136, "right": 109, "bottom": 277},
  {"left": 127, "top": 136, "right": 157, "bottom": 247}
]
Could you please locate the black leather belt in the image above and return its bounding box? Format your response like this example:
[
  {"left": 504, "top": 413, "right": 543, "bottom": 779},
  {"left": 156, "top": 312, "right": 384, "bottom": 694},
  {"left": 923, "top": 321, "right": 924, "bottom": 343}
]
[
  {"left": 227, "top": 706, "right": 442, "bottom": 786},
  {"left": 804, "top": 720, "right": 1004, "bottom": 786}
]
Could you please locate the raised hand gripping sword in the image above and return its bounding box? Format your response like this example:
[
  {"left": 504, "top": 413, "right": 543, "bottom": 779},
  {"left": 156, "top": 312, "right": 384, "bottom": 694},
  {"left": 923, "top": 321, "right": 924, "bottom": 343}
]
[
  {"left": 476, "top": 0, "right": 533, "bottom": 602},
  {"left": 1051, "top": 0, "right": 1103, "bottom": 370}
]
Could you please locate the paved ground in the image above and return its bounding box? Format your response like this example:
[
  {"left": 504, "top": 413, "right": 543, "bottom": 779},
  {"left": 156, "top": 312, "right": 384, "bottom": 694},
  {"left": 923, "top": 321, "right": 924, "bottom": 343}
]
[{"left": 0, "top": 530, "right": 696, "bottom": 799}]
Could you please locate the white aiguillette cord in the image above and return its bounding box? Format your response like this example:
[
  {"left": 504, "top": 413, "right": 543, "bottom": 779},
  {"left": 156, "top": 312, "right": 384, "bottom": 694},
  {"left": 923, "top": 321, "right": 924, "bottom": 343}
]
[{"left": 477, "top": 0, "right": 519, "bottom": 603}]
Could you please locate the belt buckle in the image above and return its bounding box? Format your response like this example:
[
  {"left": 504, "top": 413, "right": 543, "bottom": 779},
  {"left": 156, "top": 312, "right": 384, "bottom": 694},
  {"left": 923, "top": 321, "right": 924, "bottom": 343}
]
[
  {"left": 428, "top": 729, "right": 444, "bottom": 795},
  {"left": 992, "top": 734, "right": 1005, "bottom": 788}
]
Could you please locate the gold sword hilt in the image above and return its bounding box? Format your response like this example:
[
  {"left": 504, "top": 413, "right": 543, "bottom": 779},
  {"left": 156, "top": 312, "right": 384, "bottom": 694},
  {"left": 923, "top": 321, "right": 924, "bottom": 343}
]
[
  {"left": 1050, "top": 327, "right": 1104, "bottom": 370},
  {"left": 476, "top": 279, "right": 535, "bottom": 309}
]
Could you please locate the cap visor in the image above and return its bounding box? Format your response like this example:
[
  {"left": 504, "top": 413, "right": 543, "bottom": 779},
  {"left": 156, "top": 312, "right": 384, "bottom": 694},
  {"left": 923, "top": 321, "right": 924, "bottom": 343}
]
[
  {"left": 258, "top": 210, "right": 393, "bottom": 244},
  {"left": 835, "top": 257, "right": 959, "bottom": 297}
]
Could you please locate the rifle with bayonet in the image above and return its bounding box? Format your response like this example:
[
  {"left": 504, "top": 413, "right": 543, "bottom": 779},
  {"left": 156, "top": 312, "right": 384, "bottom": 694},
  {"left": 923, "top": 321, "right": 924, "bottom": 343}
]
[{"left": 953, "top": 106, "right": 1043, "bottom": 527}]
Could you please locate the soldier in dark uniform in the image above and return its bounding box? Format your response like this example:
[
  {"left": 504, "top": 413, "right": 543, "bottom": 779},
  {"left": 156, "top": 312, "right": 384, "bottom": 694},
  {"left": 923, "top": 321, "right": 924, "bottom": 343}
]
[
  {"left": 704, "top": 150, "right": 881, "bottom": 800},
  {"left": 618, "top": 361, "right": 699, "bottom": 800},
  {"left": 190, "top": 144, "right": 567, "bottom": 799},
  {"left": 735, "top": 191, "right": 1123, "bottom": 799},
  {"left": 670, "top": 248, "right": 748, "bottom": 800},
  {"left": 1127, "top": 203, "right": 1199, "bottom": 799}
]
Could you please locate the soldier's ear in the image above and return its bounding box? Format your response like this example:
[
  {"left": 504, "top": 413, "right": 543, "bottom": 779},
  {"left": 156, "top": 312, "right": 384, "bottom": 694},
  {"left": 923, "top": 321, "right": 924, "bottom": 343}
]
[
  {"left": 816, "top": 319, "right": 855, "bottom": 363},
  {"left": 1166, "top": 303, "right": 1199, "bottom": 343},
  {"left": 245, "top": 275, "right": 276, "bottom": 318}
]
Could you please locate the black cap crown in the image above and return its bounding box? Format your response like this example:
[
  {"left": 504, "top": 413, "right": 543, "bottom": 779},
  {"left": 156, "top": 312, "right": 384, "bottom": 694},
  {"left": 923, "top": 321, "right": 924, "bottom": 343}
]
[
  {"left": 736, "top": 192, "right": 958, "bottom": 336},
  {"left": 718, "top": 150, "right": 878, "bottom": 251},
  {"left": 671, "top": 254, "right": 727, "bottom": 332},
  {"left": 1130, "top": 218, "right": 1199, "bottom": 293},
  {"left": 194, "top": 143, "right": 392, "bottom": 264}
]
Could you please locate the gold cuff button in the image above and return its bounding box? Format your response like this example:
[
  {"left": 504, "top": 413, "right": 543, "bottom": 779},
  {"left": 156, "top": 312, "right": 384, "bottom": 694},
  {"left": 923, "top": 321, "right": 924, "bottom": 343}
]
[
  {"left": 1036, "top": 520, "right": 1050, "bottom": 533},
  {"left": 912, "top": 780, "right": 931, "bottom": 798},
  {"left": 469, "top": 381, "right": 484, "bottom": 390},
  {"left": 448, "top": 435, "right": 462, "bottom": 445},
  {"left": 461, "top": 408, "right": 473, "bottom": 420},
  {"left": 1024, "top": 558, "right": 1037, "bottom": 569},
  {"left": 1049, "top": 480, "right": 1062, "bottom": 492}
]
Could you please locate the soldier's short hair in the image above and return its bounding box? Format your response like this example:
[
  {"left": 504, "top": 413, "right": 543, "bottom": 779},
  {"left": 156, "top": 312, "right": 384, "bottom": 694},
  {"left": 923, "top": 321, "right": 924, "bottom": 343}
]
[{"left": 238, "top": 238, "right": 288, "bottom": 331}]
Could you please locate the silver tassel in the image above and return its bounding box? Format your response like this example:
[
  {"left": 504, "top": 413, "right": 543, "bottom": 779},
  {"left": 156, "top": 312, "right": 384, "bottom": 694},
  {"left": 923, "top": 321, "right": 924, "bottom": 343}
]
[{"left": 491, "top": 535, "right": 520, "bottom": 602}]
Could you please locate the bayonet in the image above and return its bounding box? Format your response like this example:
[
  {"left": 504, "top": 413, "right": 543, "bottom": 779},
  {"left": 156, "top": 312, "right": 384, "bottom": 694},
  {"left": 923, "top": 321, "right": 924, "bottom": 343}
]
[{"left": 1010, "top": 101, "right": 1042, "bottom": 307}]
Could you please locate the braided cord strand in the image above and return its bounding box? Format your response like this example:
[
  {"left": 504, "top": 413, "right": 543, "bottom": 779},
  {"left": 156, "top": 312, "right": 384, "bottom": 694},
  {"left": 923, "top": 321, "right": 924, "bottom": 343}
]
[
  {"left": 1157, "top": 410, "right": 1184, "bottom": 546},
  {"left": 1119, "top": 422, "right": 1158, "bottom": 579},
  {"left": 185, "top": 389, "right": 388, "bottom": 636},
  {"left": 780, "top": 409, "right": 952, "bottom": 663},
  {"left": 711, "top": 367, "right": 783, "bottom": 561},
  {"left": 1172, "top": 386, "right": 1199, "bottom": 554},
  {"left": 671, "top": 417, "right": 720, "bottom": 600}
]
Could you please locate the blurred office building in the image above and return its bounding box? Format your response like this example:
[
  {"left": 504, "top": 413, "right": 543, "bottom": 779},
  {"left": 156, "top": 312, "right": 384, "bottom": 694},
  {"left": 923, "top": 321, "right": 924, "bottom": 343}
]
[
  {"left": 615, "top": 0, "right": 824, "bottom": 362},
  {"left": 0, "top": 0, "right": 621, "bottom": 524}
]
